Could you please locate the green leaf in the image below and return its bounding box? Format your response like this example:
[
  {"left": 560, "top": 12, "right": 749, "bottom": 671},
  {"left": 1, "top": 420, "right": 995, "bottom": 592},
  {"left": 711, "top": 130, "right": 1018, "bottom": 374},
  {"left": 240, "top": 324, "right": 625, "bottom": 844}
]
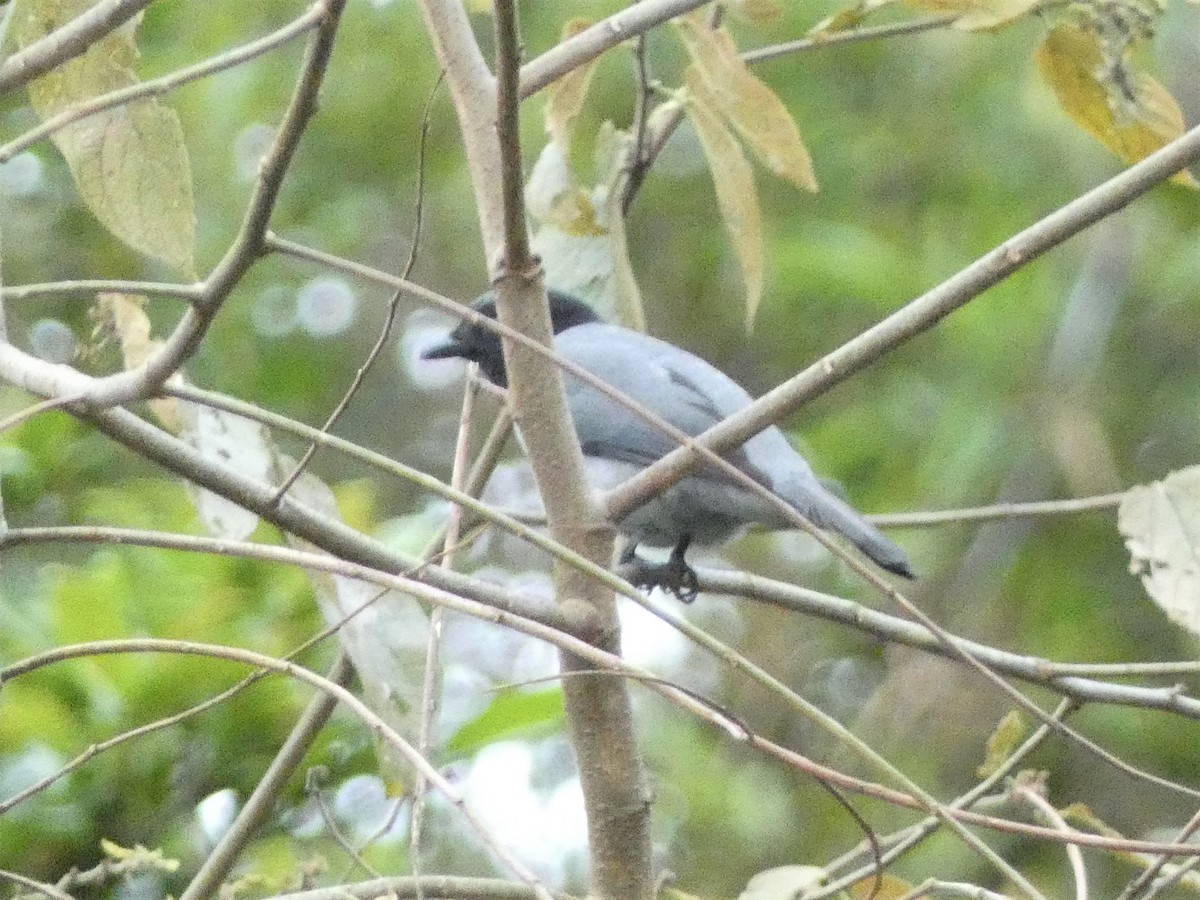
[
  {"left": 14, "top": 0, "right": 197, "bottom": 274},
  {"left": 447, "top": 687, "right": 565, "bottom": 756},
  {"left": 977, "top": 709, "right": 1027, "bottom": 777}
]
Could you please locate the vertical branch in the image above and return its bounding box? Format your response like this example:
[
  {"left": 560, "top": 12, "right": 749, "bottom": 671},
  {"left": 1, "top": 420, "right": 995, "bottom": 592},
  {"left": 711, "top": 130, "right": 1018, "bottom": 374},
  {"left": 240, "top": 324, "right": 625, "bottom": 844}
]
[{"left": 488, "top": 3, "right": 654, "bottom": 898}]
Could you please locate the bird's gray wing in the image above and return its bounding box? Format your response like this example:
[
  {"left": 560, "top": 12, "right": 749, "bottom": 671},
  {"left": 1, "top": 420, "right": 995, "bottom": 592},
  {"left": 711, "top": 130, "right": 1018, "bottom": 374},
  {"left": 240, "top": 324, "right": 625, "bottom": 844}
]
[{"left": 554, "top": 324, "right": 761, "bottom": 480}]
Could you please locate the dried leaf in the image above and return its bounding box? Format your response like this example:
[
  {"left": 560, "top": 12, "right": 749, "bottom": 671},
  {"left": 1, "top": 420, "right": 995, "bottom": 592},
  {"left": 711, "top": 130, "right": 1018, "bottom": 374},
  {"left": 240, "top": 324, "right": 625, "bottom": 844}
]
[
  {"left": 91, "top": 292, "right": 182, "bottom": 432},
  {"left": 904, "top": 0, "right": 1040, "bottom": 30},
  {"left": 14, "top": 0, "right": 197, "bottom": 273},
  {"left": 683, "top": 71, "right": 765, "bottom": 329},
  {"left": 848, "top": 874, "right": 918, "bottom": 899},
  {"left": 729, "top": 0, "right": 782, "bottom": 25},
  {"left": 1119, "top": 466, "right": 1200, "bottom": 633},
  {"left": 544, "top": 18, "right": 599, "bottom": 150},
  {"left": 674, "top": 13, "right": 818, "bottom": 192},
  {"left": 977, "top": 709, "right": 1027, "bottom": 777},
  {"left": 1037, "top": 23, "right": 1197, "bottom": 187},
  {"left": 525, "top": 140, "right": 605, "bottom": 236}
]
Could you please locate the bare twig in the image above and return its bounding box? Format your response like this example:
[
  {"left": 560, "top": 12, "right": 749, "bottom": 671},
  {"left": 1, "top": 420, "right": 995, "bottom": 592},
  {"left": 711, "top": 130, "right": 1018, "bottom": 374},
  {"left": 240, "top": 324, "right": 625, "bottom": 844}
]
[
  {"left": 270, "top": 67, "right": 443, "bottom": 504},
  {"left": 602, "top": 120, "right": 1200, "bottom": 527},
  {"left": 2, "top": 639, "right": 555, "bottom": 900},
  {"left": 696, "top": 568, "right": 1200, "bottom": 718},
  {"left": 518, "top": 0, "right": 709, "bottom": 99},
  {"left": 0, "top": 279, "right": 202, "bottom": 303},
  {"left": 0, "top": 869, "right": 76, "bottom": 900},
  {"left": 872, "top": 492, "right": 1125, "bottom": 528},
  {"left": 742, "top": 14, "right": 959, "bottom": 65},
  {"left": 1013, "top": 776, "right": 1089, "bottom": 900},
  {"left": 0, "top": 7, "right": 324, "bottom": 163},
  {"left": 812, "top": 700, "right": 1073, "bottom": 899},
  {"left": 269, "top": 875, "right": 570, "bottom": 900},
  {"left": 179, "top": 655, "right": 354, "bottom": 900},
  {"left": 0, "top": 0, "right": 155, "bottom": 95}
]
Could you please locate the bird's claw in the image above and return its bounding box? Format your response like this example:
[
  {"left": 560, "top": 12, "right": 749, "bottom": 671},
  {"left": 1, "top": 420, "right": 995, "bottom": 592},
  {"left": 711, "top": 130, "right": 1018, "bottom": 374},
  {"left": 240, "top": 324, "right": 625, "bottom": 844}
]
[{"left": 627, "top": 555, "right": 700, "bottom": 603}]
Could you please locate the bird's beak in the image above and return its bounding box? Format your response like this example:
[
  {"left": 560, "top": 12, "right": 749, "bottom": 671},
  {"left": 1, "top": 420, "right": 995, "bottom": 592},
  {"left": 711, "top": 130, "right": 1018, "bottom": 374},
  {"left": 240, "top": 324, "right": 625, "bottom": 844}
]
[{"left": 421, "top": 338, "right": 465, "bottom": 361}]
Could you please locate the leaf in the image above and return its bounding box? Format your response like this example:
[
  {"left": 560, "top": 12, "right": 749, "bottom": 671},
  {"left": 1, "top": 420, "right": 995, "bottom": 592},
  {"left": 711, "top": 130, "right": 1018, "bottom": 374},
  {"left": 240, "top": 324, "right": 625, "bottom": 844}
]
[
  {"left": 977, "top": 709, "right": 1027, "bottom": 777},
  {"left": 544, "top": 18, "right": 600, "bottom": 151},
  {"left": 729, "top": 0, "right": 782, "bottom": 25},
  {"left": 737, "top": 865, "right": 825, "bottom": 899},
  {"left": 447, "top": 687, "right": 565, "bottom": 756},
  {"left": 14, "top": 0, "right": 197, "bottom": 273},
  {"left": 682, "top": 71, "right": 765, "bottom": 329},
  {"left": 178, "top": 401, "right": 272, "bottom": 540},
  {"left": 1119, "top": 466, "right": 1200, "bottom": 633},
  {"left": 674, "top": 13, "right": 818, "bottom": 192},
  {"left": 527, "top": 137, "right": 643, "bottom": 324},
  {"left": 848, "top": 873, "right": 918, "bottom": 899},
  {"left": 904, "top": 0, "right": 1040, "bottom": 30},
  {"left": 809, "top": 0, "right": 898, "bottom": 38},
  {"left": 281, "top": 458, "right": 431, "bottom": 778},
  {"left": 91, "top": 292, "right": 182, "bottom": 432},
  {"left": 1036, "top": 24, "right": 1197, "bottom": 188}
]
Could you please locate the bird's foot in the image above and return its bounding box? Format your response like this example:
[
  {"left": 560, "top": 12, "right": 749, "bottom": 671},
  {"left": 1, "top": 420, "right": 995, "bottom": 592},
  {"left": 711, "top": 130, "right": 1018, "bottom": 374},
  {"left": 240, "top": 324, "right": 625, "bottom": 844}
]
[{"left": 621, "top": 539, "right": 699, "bottom": 603}]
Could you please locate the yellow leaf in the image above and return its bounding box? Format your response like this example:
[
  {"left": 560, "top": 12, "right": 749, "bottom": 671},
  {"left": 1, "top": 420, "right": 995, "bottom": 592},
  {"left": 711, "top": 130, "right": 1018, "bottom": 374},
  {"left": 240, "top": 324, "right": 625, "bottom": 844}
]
[
  {"left": 729, "top": 0, "right": 782, "bottom": 25},
  {"left": 91, "top": 293, "right": 183, "bottom": 432},
  {"left": 848, "top": 873, "right": 918, "bottom": 898},
  {"left": 809, "top": 0, "right": 898, "bottom": 37},
  {"left": 674, "top": 13, "right": 818, "bottom": 192},
  {"left": 904, "top": 0, "right": 1040, "bottom": 29},
  {"left": 544, "top": 18, "right": 599, "bottom": 151},
  {"left": 1036, "top": 23, "right": 1197, "bottom": 188},
  {"left": 14, "top": 0, "right": 197, "bottom": 274},
  {"left": 683, "top": 72, "right": 765, "bottom": 329},
  {"left": 977, "top": 710, "right": 1027, "bottom": 777}
]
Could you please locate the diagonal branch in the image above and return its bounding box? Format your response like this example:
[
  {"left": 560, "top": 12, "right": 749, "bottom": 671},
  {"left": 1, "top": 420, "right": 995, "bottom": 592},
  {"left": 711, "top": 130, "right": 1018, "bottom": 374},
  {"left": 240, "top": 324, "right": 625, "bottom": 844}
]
[
  {"left": 0, "top": 0, "right": 156, "bottom": 95},
  {"left": 602, "top": 120, "right": 1200, "bottom": 524}
]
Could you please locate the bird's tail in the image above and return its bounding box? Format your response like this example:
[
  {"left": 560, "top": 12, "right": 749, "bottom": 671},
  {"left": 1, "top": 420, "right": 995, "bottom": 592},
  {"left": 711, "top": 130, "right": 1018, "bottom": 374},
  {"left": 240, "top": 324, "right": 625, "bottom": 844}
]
[{"left": 781, "top": 477, "right": 915, "bottom": 579}]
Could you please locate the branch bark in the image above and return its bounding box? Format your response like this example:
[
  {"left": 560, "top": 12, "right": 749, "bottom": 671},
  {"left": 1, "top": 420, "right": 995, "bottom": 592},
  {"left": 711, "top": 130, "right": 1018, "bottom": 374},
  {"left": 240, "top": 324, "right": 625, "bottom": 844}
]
[{"left": 603, "top": 120, "right": 1200, "bottom": 524}]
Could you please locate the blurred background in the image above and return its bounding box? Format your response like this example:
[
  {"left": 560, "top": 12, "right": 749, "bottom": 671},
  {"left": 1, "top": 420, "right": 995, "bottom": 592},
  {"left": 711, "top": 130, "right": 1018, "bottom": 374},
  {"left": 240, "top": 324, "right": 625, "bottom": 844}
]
[{"left": 2, "top": 0, "right": 1200, "bottom": 896}]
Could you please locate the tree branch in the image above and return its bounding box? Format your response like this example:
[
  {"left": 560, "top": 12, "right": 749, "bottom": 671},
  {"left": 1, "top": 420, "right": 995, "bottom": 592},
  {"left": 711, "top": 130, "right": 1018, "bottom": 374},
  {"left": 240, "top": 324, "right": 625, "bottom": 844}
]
[
  {"left": 0, "top": 0, "right": 156, "bottom": 95},
  {"left": 602, "top": 119, "right": 1200, "bottom": 525}
]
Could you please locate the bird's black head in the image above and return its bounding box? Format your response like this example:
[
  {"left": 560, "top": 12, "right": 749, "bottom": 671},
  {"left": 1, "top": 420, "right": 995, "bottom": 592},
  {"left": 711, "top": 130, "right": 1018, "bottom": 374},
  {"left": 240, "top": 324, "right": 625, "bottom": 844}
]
[{"left": 421, "top": 289, "right": 600, "bottom": 387}]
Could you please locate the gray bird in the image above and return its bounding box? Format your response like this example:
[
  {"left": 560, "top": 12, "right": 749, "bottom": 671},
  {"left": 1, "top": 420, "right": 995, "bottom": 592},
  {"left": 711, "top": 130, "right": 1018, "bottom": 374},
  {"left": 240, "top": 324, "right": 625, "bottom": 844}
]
[{"left": 423, "top": 290, "right": 913, "bottom": 598}]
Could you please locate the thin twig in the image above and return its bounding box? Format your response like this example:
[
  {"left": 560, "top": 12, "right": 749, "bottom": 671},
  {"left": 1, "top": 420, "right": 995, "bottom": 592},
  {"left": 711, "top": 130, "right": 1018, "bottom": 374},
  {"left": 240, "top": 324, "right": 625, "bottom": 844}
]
[
  {"left": 872, "top": 492, "right": 1124, "bottom": 527},
  {"left": 0, "top": 0, "right": 155, "bottom": 95},
  {"left": 812, "top": 700, "right": 1073, "bottom": 899},
  {"left": 0, "top": 393, "right": 82, "bottom": 435},
  {"left": 696, "top": 569, "right": 1200, "bottom": 718},
  {"left": 411, "top": 373, "right": 479, "bottom": 897},
  {"left": 0, "top": 279, "right": 202, "bottom": 303},
  {"left": 179, "top": 655, "right": 353, "bottom": 900},
  {"left": 269, "top": 68, "right": 444, "bottom": 505},
  {"left": 1012, "top": 777, "right": 1089, "bottom": 900},
  {"left": 0, "top": 869, "right": 76, "bottom": 900},
  {"left": 1114, "top": 803, "right": 1200, "bottom": 900},
  {"left": 3, "top": 639, "right": 555, "bottom": 900},
  {"left": 742, "top": 14, "right": 959, "bottom": 64},
  {"left": 0, "top": 7, "right": 324, "bottom": 163}
]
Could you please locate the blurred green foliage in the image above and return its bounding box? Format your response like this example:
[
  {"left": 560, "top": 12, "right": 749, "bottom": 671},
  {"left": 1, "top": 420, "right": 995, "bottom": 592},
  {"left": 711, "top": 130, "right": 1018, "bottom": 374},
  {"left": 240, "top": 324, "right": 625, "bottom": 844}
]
[{"left": 2, "top": 0, "right": 1200, "bottom": 897}]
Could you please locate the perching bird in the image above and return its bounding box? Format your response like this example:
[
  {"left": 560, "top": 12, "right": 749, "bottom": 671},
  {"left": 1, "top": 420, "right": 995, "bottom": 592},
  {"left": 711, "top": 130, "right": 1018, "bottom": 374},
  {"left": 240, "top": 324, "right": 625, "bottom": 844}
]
[{"left": 423, "top": 290, "right": 913, "bottom": 598}]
